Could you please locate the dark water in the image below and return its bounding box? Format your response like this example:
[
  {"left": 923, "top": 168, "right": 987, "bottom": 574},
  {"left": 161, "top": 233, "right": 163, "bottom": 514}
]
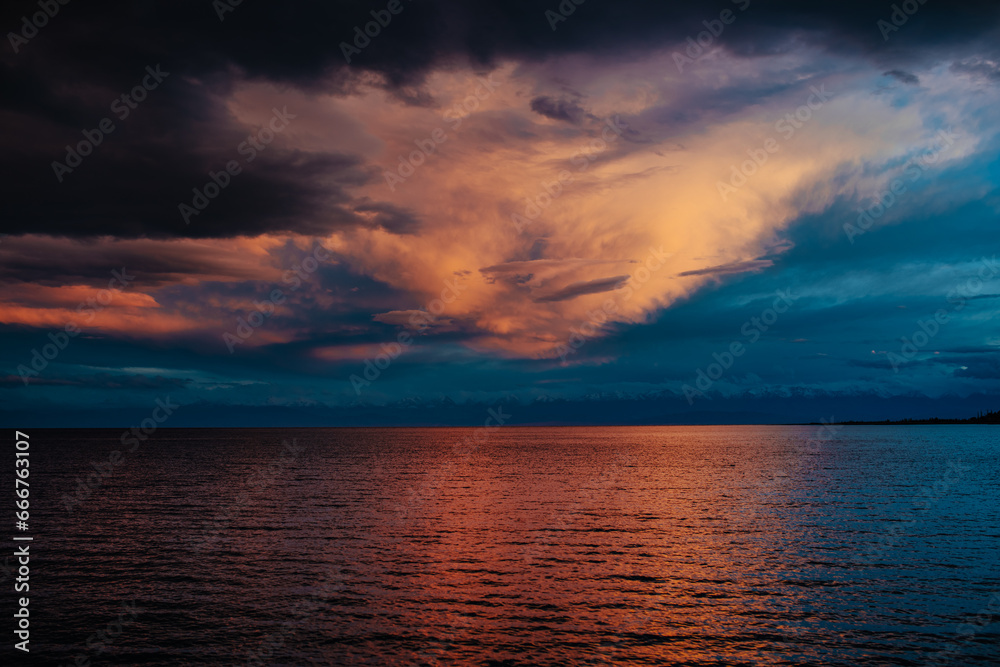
[{"left": 6, "top": 425, "right": 1000, "bottom": 665}]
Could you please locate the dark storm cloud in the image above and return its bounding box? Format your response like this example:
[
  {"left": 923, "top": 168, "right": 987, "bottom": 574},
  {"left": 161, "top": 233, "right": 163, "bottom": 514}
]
[
  {"left": 0, "top": 235, "right": 260, "bottom": 287},
  {"left": 2, "top": 0, "right": 999, "bottom": 241},
  {"left": 0, "top": 72, "right": 374, "bottom": 240},
  {"left": 4, "top": 1, "right": 995, "bottom": 88}
]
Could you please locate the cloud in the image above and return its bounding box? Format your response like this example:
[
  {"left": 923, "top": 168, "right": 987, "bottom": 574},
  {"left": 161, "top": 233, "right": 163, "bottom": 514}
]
[
  {"left": 677, "top": 259, "right": 774, "bottom": 278},
  {"left": 530, "top": 96, "right": 587, "bottom": 124},
  {"left": 0, "top": 372, "right": 191, "bottom": 390},
  {"left": 951, "top": 356, "right": 1000, "bottom": 379},
  {"left": 0, "top": 375, "right": 78, "bottom": 388},
  {"left": 372, "top": 310, "right": 439, "bottom": 326},
  {"left": 533, "top": 275, "right": 630, "bottom": 302},
  {"left": 950, "top": 56, "right": 1000, "bottom": 82},
  {"left": 2, "top": 0, "right": 1000, "bottom": 378},
  {"left": 0, "top": 235, "right": 290, "bottom": 286},
  {"left": 942, "top": 345, "right": 1000, "bottom": 354},
  {"left": 1, "top": 98, "right": 375, "bottom": 240},
  {"left": 885, "top": 69, "right": 920, "bottom": 85},
  {"left": 352, "top": 199, "right": 424, "bottom": 234},
  {"left": 480, "top": 258, "right": 632, "bottom": 276}
]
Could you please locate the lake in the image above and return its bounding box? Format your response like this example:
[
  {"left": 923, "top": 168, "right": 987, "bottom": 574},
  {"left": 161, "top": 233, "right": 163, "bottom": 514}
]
[{"left": 17, "top": 425, "right": 1000, "bottom": 665}]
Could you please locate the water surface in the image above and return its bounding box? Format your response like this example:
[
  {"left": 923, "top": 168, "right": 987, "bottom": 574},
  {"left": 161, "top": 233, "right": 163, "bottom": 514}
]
[{"left": 14, "top": 425, "right": 1000, "bottom": 665}]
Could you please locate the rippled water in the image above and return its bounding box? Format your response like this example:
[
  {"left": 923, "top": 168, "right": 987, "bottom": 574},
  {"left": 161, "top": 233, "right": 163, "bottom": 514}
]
[{"left": 14, "top": 426, "right": 1000, "bottom": 665}]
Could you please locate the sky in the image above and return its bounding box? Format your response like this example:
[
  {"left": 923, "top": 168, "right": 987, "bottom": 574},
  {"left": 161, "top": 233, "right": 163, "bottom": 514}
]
[{"left": 2, "top": 0, "right": 1000, "bottom": 426}]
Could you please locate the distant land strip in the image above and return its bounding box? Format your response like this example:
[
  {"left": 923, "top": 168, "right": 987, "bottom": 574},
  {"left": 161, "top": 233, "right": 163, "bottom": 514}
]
[{"left": 804, "top": 409, "right": 1000, "bottom": 426}]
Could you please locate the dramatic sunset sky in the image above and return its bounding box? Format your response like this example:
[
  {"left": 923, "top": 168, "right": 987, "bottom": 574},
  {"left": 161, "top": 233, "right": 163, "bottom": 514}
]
[{"left": 2, "top": 0, "right": 999, "bottom": 425}]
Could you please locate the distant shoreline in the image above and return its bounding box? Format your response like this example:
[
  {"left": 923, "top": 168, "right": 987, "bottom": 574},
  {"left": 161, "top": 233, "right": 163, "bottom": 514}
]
[
  {"left": 801, "top": 421, "right": 997, "bottom": 425},
  {"left": 805, "top": 414, "right": 999, "bottom": 426}
]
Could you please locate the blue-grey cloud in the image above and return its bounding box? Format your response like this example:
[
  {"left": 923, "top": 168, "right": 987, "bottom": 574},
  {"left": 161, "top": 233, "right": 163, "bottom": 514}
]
[
  {"left": 530, "top": 96, "right": 586, "bottom": 124},
  {"left": 677, "top": 259, "right": 773, "bottom": 277},
  {"left": 885, "top": 69, "right": 920, "bottom": 85},
  {"left": 533, "top": 276, "right": 630, "bottom": 303}
]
